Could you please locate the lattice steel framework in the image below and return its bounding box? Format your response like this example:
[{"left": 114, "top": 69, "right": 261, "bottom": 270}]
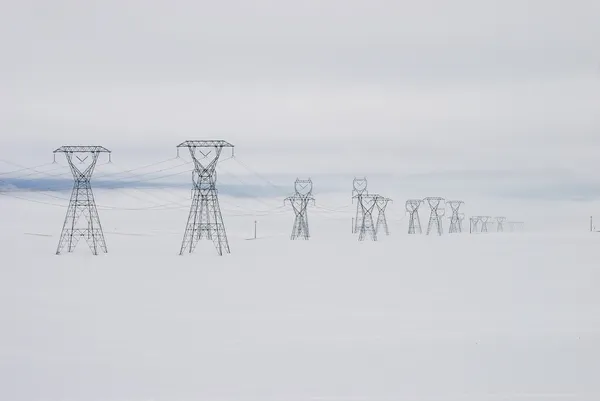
[
  {"left": 495, "top": 216, "right": 507, "bottom": 232},
  {"left": 54, "top": 146, "right": 111, "bottom": 255},
  {"left": 508, "top": 221, "right": 525, "bottom": 232},
  {"left": 424, "top": 197, "right": 445, "bottom": 236},
  {"left": 447, "top": 200, "right": 464, "bottom": 234},
  {"left": 375, "top": 196, "right": 392, "bottom": 236},
  {"left": 352, "top": 177, "right": 368, "bottom": 234},
  {"left": 284, "top": 178, "right": 315, "bottom": 240},
  {"left": 480, "top": 216, "right": 492, "bottom": 233},
  {"left": 406, "top": 199, "right": 423, "bottom": 234},
  {"left": 470, "top": 216, "right": 481, "bottom": 233},
  {"left": 178, "top": 140, "right": 233, "bottom": 256},
  {"left": 354, "top": 193, "right": 378, "bottom": 241}
]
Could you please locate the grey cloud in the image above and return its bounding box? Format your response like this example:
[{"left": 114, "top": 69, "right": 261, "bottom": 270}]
[{"left": 0, "top": 0, "right": 599, "bottom": 200}]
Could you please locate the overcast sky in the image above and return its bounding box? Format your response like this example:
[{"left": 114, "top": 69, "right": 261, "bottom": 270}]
[{"left": 1, "top": 0, "right": 599, "bottom": 182}]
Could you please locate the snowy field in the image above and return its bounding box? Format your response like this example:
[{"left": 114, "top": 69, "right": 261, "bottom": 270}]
[{"left": 0, "top": 190, "right": 598, "bottom": 401}]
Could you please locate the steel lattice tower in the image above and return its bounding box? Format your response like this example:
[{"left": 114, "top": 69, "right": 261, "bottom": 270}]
[
  {"left": 424, "top": 197, "right": 445, "bottom": 236},
  {"left": 480, "top": 216, "right": 492, "bottom": 233},
  {"left": 406, "top": 199, "right": 423, "bottom": 234},
  {"left": 470, "top": 216, "right": 480, "bottom": 233},
  {"left": 54, "top": 146, "right": 111, "bottom": 255},
  {"left": 495, "top": 216, "right": 507, "bottom": 232},
  {"left": 178, "top": 140, "right": 233, "bottom": 256},
  {"left": 447, "top": 200, "right": 464, "bottom": 234},
  {"left": 507, "top": 221, "right": 524, "bottom": 232},
  {"left": 352, "top": 177, "right": 368, "bottom": 234},
  {"left": 375, "top": 196, "right": 392, "bottom": 236},
  {"left": 354, "top": 194, "right": 378, "bottom": 241},
  {"left": 284, "top": 178, "right": 315, "bottom": 240}
]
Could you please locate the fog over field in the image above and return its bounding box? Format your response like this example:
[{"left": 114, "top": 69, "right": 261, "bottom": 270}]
[{"left": 1, "top": 0, "right": 599, "bottom": 400}]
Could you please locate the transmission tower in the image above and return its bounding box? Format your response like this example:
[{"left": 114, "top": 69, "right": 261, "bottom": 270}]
[
  {"left": 470, "top": 216, "right": 480, "bottom": 233},
  {"left": 375, "top": 196, "right": 392, "bottom": 236},
  {"left": 354, "top": 194, "right": 378, "bottom": 241},
  {"left": 424, "top": 197, "right": 445, "bottom": 236},
  {"left": 54, "top": 146, "right": 111, "bottom": 255},
  {"left": 284, "top": 178, "right": 315, "bottom": 240},
  {"left": 495, "top": 216, "right": 507, "bottom": 232},
  {"left": 352, "top": 177, "right": 368, "bottom": 234},
  {"left": 447, "top": 200, "right": 464, "bottom": 234},
  {"left": 459, "top": 213, "right": 465, "bottom": 232},
  {"left": 178, "top": 140, "right": 233, "bottom": 256},
  {"left": 480, "top": 216, "right": 492, "bottom": 233},
  {"left": 406, "top": 199, "right": 423, "bottom": 234},
  {"left": 508, "top": 221, "right": 524, "bottom": 232}
]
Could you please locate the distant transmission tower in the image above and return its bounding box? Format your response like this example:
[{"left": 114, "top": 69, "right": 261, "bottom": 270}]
[
  {"left": 54, "top": 146, "right": 111, "bottom": 255},
  {"left": 284, "top": 178, "right": 315, "bottom": 240},
  {"left": 508, "top": 221, "right": 525, "bottom": 232},
  {"left": 178, "top": 140, "right": 233, "bottom": 256},
  {"left": 495, "top": 216, "right": 507, "bottom": 232},
  {"left": 354, "top": 194, "right": 378, "bottom": 241},
  {"left": 406, "top": 199, "right": 423, "bottom": 234},
  {"left": 375, "top": 196, "right": 392, "bottom": 236},
  {"left": 352, "top": 177, "right": 368, "bottom": 234},
  {"left": 470, "top": 217, "right": 480, "bottom": 233},
  {"left": 480, "top": 216, "right": 492, "bottom": 233},
  {"left": 424, "top": 197, "right": 445, "bottom": 236},
  {"left": 447, "top": 200, "right": 464, "bottom": 233}
]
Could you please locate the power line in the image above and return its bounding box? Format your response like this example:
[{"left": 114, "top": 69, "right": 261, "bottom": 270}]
[{"left": 0, "top": 160, "right": 56, "bottom": 176}]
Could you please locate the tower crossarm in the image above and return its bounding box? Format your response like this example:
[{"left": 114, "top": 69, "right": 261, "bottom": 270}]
[
  {"left": 177, "top": 140, "right": 234, "bottom": 149},
  {"left": 285, "top": 194, "right": 315, "bottom": 205},
  {"left": 423, "top": 196, "right": 445, "bottom": 208},
  {"left": 375, "top": 196, "right": 392, "bottom": 209},
  {"left": 54, "top": 146, "right": 111, "bottom": 154},
  {"left": 177, "top": 140, "right": 235, "bottom": 178},
  {"left": 447, "top": 200, "right": 464, "bottom": 212},
  {"left": 405, "top": 199, "right": 423, "bottom": 212}
]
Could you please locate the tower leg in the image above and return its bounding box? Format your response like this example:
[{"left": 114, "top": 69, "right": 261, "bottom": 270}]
[
  {"left": 180, "top": 191, "right": 201, "bottom": 255},
  {"left": 209, "top": 191, "right": 230, "bottom": 255}
]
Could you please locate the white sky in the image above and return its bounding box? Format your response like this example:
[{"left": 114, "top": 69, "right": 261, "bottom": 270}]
[{"left": 1, "top": 0, "right": 599, "bottom": 180}]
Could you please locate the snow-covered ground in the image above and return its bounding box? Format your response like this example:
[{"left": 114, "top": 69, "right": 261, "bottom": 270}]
[{"left": 0, "top": 190, "right": 598, "bottom": 401}]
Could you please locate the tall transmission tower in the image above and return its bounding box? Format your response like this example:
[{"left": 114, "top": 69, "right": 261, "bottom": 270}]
[
  {"left": 54, "top": 146, "right": 111, "bottom": 255},
  {"left": 495, "top": 216, "right": 507, "bottom": 232},
  {"left": 354, "top": 194, "right": 378, "bottom": 241},
  {"left": 178, "top": 140, "right": 233, "bottom": 256},
  {"left": 424, "top": 197, "right": 445, "bottom": 236},
  {"left": 284, "top": 178, "right": 315, "bottom": 240},
  {"left": 447, "top": 200, "right": 464, "bottom": 234},
  {"left": 352, "top": 177, "right": 368, "bottom": 234},
  {"left": 375, "top": 196, "right": 392, "bottom": 236},
  {"left": 406, "top": 199, "right": 423, "bottom": 234},
  {"left": 480, "top": 216, "right": 492, "bottom": 233}
]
